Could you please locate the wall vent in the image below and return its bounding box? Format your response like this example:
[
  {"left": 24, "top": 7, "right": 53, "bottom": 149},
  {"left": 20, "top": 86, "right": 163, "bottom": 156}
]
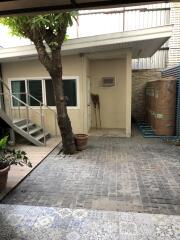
[{"left": 102, "top": 77, "right": 115, "bottom": 87}]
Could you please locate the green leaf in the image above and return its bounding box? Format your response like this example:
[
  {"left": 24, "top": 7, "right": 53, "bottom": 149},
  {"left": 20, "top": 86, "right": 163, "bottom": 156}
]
[{"left": 0, "top": 136, "right": 8, "bottom": 150}]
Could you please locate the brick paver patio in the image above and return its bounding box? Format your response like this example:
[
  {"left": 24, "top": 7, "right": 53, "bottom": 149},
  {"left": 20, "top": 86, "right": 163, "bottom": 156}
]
[
  {"left": 0, "top": 137, "right": 60, "bottom": 201},
  {"left": 2, "top": 131, "right": 180, "bottom": 215}
]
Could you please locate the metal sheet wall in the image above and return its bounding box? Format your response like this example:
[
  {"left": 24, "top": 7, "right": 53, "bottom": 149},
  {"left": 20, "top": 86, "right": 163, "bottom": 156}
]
[
  {"left": 132, "top": 49, "right": 168, "bottom": 70},
  {"left": 67, "top": 2, "right": 171, "bottom": 70},
  {"left": 75, "top": 3, "right": 170, "bottom": 36}
]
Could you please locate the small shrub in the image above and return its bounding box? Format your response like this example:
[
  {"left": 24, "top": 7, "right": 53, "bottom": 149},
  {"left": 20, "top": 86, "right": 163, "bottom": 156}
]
[{"left": 0, "top": 136, "right": 32, "bottom": 170}]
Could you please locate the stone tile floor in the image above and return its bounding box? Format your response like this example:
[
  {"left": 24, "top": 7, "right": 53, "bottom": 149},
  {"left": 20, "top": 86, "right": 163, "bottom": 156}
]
[
  {"left": 1, "top": 131, "right": 180, "bottom": 215},
  {"left": 0, "top": 137, "right": 60, "bottom": 201},
  {"left": 0, "top": 204, "right": 180, "bottom": 240}
]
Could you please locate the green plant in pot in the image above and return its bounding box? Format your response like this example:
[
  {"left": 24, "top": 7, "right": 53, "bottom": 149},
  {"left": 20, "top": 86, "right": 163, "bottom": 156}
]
[{"left": 0, "top": 136, "right": 32, "bottom": 191}]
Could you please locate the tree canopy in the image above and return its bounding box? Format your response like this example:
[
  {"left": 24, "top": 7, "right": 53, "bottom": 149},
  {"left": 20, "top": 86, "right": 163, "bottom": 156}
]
[
  {"left": 0, "top": 13, "right": 78, "bottom": 154},
  {"left": 0, "top": 13, "right": 77, "bottom": 49}
]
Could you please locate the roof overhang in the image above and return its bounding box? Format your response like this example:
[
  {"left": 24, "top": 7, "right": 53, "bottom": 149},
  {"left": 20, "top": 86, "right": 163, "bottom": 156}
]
[
  {"left": 0, "top": 25, "right": 172, "bottom": 63},
  {"left": 0, "top": 0, "right": 167, "bottom": 16}
]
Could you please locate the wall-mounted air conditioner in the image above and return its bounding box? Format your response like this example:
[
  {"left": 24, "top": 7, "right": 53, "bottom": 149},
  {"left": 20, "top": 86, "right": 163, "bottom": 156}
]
[{"left": 101, "top": 77, "right": 115, "bottom": 87}]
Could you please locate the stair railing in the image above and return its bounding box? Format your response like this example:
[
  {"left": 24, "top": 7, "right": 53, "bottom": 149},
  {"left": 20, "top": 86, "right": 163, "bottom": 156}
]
[
  {"left": 0, "top": 80, "right": 58, "bottom": 138},
  {"left": 0, "top": 80, "right": 47, "bottom": 144},
  {"left": 26, "top": 93, "right": 58, "bottom": 136},
  {"left": 0, "top": 91, "right": 46, "bottom": 144}
]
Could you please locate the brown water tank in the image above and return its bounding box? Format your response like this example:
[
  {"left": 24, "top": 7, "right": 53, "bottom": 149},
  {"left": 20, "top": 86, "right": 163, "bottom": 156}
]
[
  {"left": 154, "top": 80, "right": 177, "bottom": 113},
  {"left": 154, "top": 79, "right": 177, "bottom": 136},
  {"left": 154, "top": 113, "right": 176, "bottom": 136},
  {"left": 145, "top": 81, "right": 156, "bottom": 127},
  {"left": 145, "top": 87, "right": 149, "bottom": 123},
  {"left": 151, "top": 111, "right": 156, "bottom": 130}
]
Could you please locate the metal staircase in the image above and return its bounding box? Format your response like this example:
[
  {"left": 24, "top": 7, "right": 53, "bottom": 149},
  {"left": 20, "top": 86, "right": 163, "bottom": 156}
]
[{"left": 0, "top": 80, "right": 57, "bottom": 146}]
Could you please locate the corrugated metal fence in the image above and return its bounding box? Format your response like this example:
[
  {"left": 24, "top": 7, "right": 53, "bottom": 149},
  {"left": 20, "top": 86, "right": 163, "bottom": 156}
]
[
  {"left": 161, "top": 65, "right": 180, "bottom": 136},
  {"left": 67, "top": 2, "right": 180, "bottom": 69},
  {"left": 69, "top": 3, "right": 171, "bottom": 69}
]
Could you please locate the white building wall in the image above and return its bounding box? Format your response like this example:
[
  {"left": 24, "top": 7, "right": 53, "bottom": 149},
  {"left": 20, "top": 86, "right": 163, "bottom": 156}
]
[{"left": 168, "top": 2, "right": 180, "bottom": 67}]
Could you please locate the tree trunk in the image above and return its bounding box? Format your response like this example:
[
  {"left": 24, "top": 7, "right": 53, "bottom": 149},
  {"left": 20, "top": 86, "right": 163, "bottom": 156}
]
[
  {"left": 51, "top": 73, "right": 76, "bottom": 154},
  {"left": 33, "top": 36, "right": 76, "bottom": 154},
  {"left": 50, "top": 50, "right": 76, "bottom": 154}
]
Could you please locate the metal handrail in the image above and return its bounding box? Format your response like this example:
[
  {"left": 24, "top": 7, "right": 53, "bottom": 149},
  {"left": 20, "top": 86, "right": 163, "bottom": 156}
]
[
  {"left": 14, "top": 92, "right": 58, "bottom": 136},
  {"left": 27, "top": 92, "right": 58, "bottom": 136},
  {"left": 0, "top": 93, "right": 42, "bottom": 115},
  {"left": 26, "top": 93, "right": 57, "bottom": 115},
  {"left": 0, "top": 80, "right": 58, "bottom": 137},
  {"left": 0, "top": 92, "right": 46, "bottom": 144}
]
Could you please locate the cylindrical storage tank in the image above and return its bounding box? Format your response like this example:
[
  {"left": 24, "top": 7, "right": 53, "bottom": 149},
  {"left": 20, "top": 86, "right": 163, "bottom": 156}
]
[
  {"left": 154, "top": 80, "right": 177, "bottom": 114},
  {"left": 145, "top": 87, "right": 149, "bottom": 123},
  {"left": 154, "top": 79, "right": 177, "bottom": 136},
  {"left": 154, "top": 113, "right": 176, "bottom": 136},
  {"left": 151, "top": 84, "right": 156, "bottom": 112},
  {"left": 151, "top": 111, "right": 156, "bottom": 130},
  {"left": 145, "top": 84, "right": 149, "bottom": 124},
  {"left": 146, "top": 81, "right": 156, "bottom": 127}
]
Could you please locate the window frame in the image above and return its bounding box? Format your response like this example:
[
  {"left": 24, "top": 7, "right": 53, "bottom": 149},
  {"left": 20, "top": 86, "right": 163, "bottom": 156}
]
[{"left": 9, "top": 76, "right": 80, "bottom": 110}]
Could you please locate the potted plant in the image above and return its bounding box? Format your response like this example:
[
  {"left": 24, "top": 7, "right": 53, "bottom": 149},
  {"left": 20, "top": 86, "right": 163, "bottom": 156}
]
[
  {"left": 74, "top": 134, "right": 88, "bottom": 151},
  {"left": 0, "top": 136, "right": 32, "bottom": 191}
]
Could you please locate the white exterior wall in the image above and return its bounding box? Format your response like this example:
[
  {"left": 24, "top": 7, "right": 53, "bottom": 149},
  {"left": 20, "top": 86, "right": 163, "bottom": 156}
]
[
  {"left": 168, "top": 2, "right": 180, "bottom": 67},
  {"left": 2, "top": 52, "right": 131, "bottom": 137},
  {"left": 2, "top": 55, "right": 88, "bottom": 135},
  {"left": 89, "top": 51, "right": 132, "bottom": 136}
]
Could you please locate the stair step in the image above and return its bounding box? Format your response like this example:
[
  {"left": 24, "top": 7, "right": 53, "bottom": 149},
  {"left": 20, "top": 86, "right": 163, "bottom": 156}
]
[
  {"left": 1, "top": 110, "right": 51, "bottom": 146},
  {"left": 29, "top": 127, "right": 42, "bottom": 135},
  {"left": 14, "top": 119, "right": 28, "bottom": 126},
  {"left": 19, "top": 122, "right": 35, "bottom": 130},
  {"left": 35, "top": 132, "right": 50, "bottom": 141}
]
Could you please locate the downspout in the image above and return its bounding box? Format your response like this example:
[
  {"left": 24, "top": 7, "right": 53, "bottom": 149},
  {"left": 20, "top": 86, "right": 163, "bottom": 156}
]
[
  {"left": 0, "top": 63, "right": 5, "bottom": 110},
  {"left": 81, "top": 54, "right": 88, "bottom": 134}
]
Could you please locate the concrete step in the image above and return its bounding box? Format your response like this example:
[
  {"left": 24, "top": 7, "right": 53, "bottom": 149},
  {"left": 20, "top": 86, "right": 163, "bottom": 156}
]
[
  {"left": 35, "top": 132, "right": 50, "bottom": 142},
  {"left": 13, "top": 119, "right": 29, "bottom": 126},
  {"left": 29, "top": 126, "right": 42, "bottom": 135},
  {"left": 19, "top": 122, "right": 35, "bottom": 130}
]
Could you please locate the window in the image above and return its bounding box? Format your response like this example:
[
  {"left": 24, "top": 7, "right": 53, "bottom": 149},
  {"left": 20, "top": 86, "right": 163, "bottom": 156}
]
[
  {"left": 63, "top": 79, "right": 77, "bottom": 106},
  {"left": 45, "top": 79, "right": 77, "bottom": 106},
  {"left": 27, "top": 80, "right": 42, "bottom": 106},
  {"left": 45, "top": 79, "right": 55, "bottom": 106},
  {"left": 11, "top": 80, "right": 26, "bottom": 106},
  {"left": 11, "top": 78, "right": 78, "bottom": 107}
]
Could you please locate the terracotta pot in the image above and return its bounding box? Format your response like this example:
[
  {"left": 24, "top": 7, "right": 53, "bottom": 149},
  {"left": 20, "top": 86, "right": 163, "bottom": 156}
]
[
  {"left": 0, "top": 166, "right": 10, "bottom": 191},
  {"left": 74, "top": 134, "right": 88, "bottom": 151}
]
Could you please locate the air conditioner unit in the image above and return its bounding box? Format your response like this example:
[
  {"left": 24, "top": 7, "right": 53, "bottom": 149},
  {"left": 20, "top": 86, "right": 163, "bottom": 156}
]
[{"left": 102, "top": 77, "right": 115, "bottom": 87}]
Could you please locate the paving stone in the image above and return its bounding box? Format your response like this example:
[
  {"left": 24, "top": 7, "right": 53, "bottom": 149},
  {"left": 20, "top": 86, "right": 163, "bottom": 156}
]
[{"left": 1, "top": 130, "right": 180, "bottom": 215}]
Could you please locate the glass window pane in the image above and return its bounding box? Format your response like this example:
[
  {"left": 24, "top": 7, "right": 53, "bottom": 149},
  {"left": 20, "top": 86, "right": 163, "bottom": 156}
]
[
  {"left": 11, "top": 81, "right": 26, "bottom": 106},
  {"left": 27, "top": 80, "right": 42, "bottom": 106},
  {"left": 63, "top": 79, "right": 77, "bottom": 106},
  {"left": 45, "top": 79, "right": 77, "bottom": 107},
  {"left": 45, "top": 79, "right": 55, "bottom": 106}
]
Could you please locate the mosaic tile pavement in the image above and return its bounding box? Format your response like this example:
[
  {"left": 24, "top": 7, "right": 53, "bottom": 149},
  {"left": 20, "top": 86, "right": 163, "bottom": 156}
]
[{"left": 0, "top": 204, "right": 180, "bottom": 240}]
